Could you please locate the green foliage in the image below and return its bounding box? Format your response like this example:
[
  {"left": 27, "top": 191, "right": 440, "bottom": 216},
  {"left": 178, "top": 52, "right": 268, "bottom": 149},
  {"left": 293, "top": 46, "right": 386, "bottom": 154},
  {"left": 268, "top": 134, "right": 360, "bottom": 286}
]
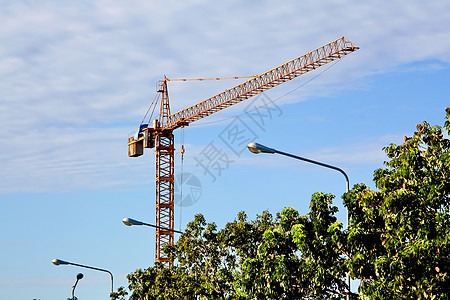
[
  {"left": 115, "top": 204, "right": 349, "bottom": 299},
  {"left": 292, "top": 193, "right": 348, "bottom": 299},
  {"left": 345, "top": 108, "right": 450, "bottom": 299},
  {"left": 115, "top": 108, "right": 450, "bottom": 300},
  {"left": 239, "top": 197, "right": 349, "bottom": 299}
]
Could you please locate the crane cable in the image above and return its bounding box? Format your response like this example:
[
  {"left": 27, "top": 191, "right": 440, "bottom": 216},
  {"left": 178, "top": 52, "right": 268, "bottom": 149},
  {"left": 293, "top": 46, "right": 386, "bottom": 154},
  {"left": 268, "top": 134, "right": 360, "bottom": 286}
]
[
  {"left": 179, "top": 128, "right": 185, "bottom": 231},
  {"left": 139, "top": 74, "right": 251, "bottom": 125},
  {"left": 187, "top": 56, "right": 343, "bottom": 127},
  {"left": 141, "top": 92, "right": 160, "bottom": 125},
  {"left": 144, "top": 53, "right": 342, "bottom": 127},
  {"left": 166, "top": 75, "right": 256, "bottom": 82}
]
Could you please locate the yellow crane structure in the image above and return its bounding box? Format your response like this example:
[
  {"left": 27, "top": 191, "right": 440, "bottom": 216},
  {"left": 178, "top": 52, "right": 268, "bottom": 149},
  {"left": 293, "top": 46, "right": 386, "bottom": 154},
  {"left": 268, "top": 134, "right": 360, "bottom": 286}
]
[{"left": 128, "top": 37, "right": 359, "bottom": 264}]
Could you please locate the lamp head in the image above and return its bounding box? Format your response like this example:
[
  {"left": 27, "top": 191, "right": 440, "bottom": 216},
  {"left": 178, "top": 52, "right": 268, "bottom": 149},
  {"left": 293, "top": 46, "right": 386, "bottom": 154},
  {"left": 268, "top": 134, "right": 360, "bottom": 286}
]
[
  {"left": 76, "top": 273, "right": 84, "bottom": 280},
  {"left": 122, "top": 217, "right": 144, "bottom": 226},
  {"left": 52, "top": 258, "right": 69, "bottom": 266},
  {"left": 247, "top": 142, "right": 276, "bottom": 154}
]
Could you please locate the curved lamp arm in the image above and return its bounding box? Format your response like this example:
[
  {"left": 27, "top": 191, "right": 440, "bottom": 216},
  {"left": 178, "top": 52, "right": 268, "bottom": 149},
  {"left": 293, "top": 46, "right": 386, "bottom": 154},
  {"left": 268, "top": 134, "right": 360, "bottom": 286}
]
[{"left": 52, "top": 259, "right": 113, "bottom": 295}]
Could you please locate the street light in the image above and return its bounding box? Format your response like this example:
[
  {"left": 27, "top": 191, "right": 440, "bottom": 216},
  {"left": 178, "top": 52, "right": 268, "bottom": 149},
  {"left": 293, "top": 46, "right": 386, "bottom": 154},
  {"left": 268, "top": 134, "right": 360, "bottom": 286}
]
[
  {"left": 247, "top": 143, "right": 349, "bottom": 191},
  {"left": 72, "top": 273, "right": 83, "bottom": 300},
  {"left": 247, "top": 142, "right": 351, "bottom": 298},
  {"left": 122, "top": 217, "right": 183, "bottom": 234},
  {"left": 52, "top": 259, "right": 114, "bottom": 295}
]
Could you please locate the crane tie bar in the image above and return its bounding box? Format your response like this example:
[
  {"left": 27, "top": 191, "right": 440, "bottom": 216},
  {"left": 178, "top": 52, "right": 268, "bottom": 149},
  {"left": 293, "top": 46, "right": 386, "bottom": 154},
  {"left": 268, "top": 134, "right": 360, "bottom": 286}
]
[{"left": 166, "top": 75, "right": 257, "bottom": 82}]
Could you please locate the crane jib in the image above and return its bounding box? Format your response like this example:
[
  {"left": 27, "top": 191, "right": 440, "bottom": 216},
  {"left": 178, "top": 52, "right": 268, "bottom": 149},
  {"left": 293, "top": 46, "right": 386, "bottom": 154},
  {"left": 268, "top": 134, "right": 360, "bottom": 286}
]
[{"left": 163, "top": 36, "right": 359, "bottom": 130}]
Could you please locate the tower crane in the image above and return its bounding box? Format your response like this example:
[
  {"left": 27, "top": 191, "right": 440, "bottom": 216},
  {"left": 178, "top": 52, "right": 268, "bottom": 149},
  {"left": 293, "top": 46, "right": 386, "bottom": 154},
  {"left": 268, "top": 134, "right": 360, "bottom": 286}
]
[{"left": 128, "top": 37, "right": 359, "bottom": 264}]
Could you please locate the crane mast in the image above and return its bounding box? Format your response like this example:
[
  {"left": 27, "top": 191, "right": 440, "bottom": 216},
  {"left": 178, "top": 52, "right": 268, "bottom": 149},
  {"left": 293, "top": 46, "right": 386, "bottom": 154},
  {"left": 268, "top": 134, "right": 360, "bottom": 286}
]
[
  {"left": 128, "top": 37, "right": 359, "bottom": 265},
  {"left": 154, "top": 80, "right": 175, "bottom": 264}
]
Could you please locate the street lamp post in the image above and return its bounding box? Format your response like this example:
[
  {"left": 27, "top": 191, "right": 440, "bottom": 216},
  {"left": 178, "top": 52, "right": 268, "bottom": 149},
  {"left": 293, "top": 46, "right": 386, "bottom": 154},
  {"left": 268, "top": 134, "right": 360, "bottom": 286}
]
[
  {"left": 122, "top": 217, "right": 183, "bottom": 234},
  {"left": 247, "top": 142, "right": 351, "bottom": 299},
  {"left": 52, "top": 259, "right": 114, "bottom": 296},
  {"left": 72, "top": 273, "right": 83, "bottom": 300}
]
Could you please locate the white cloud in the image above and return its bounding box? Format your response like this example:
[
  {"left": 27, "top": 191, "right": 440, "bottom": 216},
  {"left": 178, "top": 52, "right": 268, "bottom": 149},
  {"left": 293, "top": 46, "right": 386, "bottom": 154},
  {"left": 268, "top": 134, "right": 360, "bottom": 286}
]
[
  {"left": 1, "top": 0, "right": 450, "bottom": 193},
  {"left": 0, "top": 126, "right": 154, "bottom": 193}
]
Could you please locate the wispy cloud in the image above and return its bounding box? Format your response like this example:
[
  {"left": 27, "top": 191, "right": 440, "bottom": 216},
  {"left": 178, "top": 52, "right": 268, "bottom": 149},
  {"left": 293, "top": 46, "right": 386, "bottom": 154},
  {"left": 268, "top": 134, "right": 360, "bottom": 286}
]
[
  {"left": 0, "top": 126, "right": 153, "bottom": 193},
  {"left": 1, "top": 1, "right": 449, "bottom": 194},
  {"left": 306, "top": 135, "right": 399, "bottom": 165},
  {"left": 232, "top": 134, "right": 402, "bottom": 170}
]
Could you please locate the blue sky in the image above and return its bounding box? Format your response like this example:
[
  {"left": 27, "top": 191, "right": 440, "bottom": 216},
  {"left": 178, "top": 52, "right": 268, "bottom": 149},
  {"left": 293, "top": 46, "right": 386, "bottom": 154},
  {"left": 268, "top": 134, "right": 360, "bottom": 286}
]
[{"left": 1, "top": 1, "right": 450, "bottom": 299}]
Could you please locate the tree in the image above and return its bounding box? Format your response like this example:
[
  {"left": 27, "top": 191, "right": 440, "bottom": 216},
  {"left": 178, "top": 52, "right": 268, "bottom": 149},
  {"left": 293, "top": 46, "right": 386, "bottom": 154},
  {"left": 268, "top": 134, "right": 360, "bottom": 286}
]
[
  {"left": 113, "top": 212, "right": 277, "bottom": 300},
  {"left": 291, "top": 193, "right": 349, "bottom": 299},
  {"left": 345, "top": 108, "right": 450, "bottom": 299},
  {"left": 115, "top": 108, "right": 450, "bottom": 299},
  {"left": 114, "top": 202, "right": 349, "bottom": 299},
  {"left": 240, "top": 195, "right": 349, "bottom": 299}
]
